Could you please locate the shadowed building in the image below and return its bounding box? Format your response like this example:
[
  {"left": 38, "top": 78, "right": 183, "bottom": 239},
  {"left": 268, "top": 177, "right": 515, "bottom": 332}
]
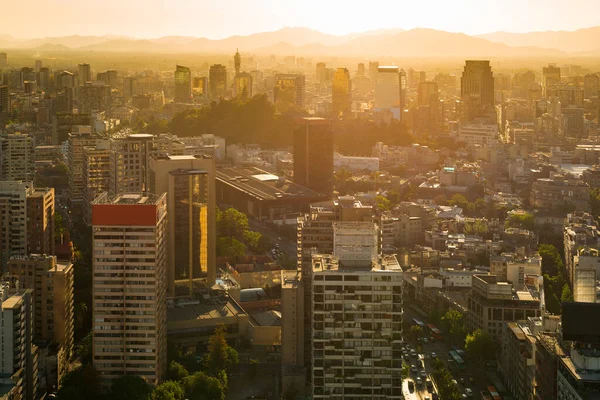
[{"left": 293, "top": 117, "right": 334, "bottom": 196}]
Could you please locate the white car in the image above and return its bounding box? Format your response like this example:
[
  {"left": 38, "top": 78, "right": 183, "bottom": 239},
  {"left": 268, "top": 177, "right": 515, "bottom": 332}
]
[
  {"left": 431, "top": 352, "right": 437, "bottom": 359},
  {"left": 420, "top": 370, "right": 427, "bottom": 378}
]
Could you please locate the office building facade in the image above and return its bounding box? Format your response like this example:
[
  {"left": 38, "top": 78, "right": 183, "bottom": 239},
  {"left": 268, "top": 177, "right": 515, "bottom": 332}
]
[
  {"left": 209, "top": 64, "right": 227, "bottom": 100},
  {"left": 174, "top": 65, "right": 192, "bottom": 103},
  {"left": 332, "top": 68, "right": 352, "bottom": 117},
  {"left": 293, "top": 117, "right": 334, "bottom": 196}
]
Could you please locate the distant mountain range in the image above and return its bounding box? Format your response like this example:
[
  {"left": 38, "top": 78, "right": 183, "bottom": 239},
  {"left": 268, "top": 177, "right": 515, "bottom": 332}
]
[{"left": 1, "top": 26, "right": 600, "bottom": 57}]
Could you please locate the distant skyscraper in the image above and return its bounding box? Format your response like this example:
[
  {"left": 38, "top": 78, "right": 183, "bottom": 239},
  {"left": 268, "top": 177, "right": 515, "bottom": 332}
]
[
  {"left": 375, "top": 66, "right": 403, "bottom": 120},
  {"left": 67, "top": 128, "right": 98, "bottom": 209},
  {"left": 38, "top": 67, "right": 50, "bottom": 92},
  {"left": 357, "top": 63, "right": 365, "bottom": 77},
  {"left": 174, "top": 65, "right": 192, "bottom": 103},
  {"left": 542, "top": 64, "right": 561, "bottom": 97},
  {"left": 234, "top": 72, "right": 253, "bottom": 101},
  {"left": 192, "top": 77, "right": 208, "bottom": 99},
  {"left": 274, "top": 74, "right": 305, "bottom": 112},
  {"left": 148, "top": 155, "right": 217, "bottom": 295},
  {"left": 369, "top": 61, "right": 379, "bottom": 81},
  {"left": 78, "top": 83, "right": 111, "bottom": 113},
  {"left": 293, "top": 117, "right": 334, "bottom": 196},
  {"left": 0, "top": 52, "right": 7, "bottom": 68},
  {"left": 209, "top": 64, "right": 227, "bottom": 99},
  {"left": 77, "top": 63, "right": 91, "bottom": 86},
  {"left": 331, "top": 68, "right": 352, "bottom": 117},
  {"left": 418, "top": 81, "right": 439, "bottom": 106},
  {"left": 234, "top": 49, "right": 241, "bottom": 76},
  {"left": 34, "top": 60, "right": 42, "bottom": 72},
  {"left": 316, "top": 62, "right": 328, "bottom": 85},
  {"left": 92, "top": 192, "right": 167, "bottom": 386},
  {"left": 56, "top": 71, "right": 75, "bottom": 90},
  {"left": 460, "top": 60, "right": 495, "bottom": 121},
  {"left": 584, "top": 74, "right": 599, "bottom": 99},
  {"left": 123, "top": 76, "right": 137, "bottom": 98}
]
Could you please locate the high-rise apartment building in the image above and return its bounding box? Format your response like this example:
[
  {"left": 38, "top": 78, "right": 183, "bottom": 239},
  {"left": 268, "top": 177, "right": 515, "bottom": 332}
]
[
  {"left": 542, "top": 64, "right": 561, "bottom": 97},
  {"left": 26, "top": 187, "right": 55, "bottom": 256},
  {"left": 293, "top": 117, "right": 333, "bottom": 196},
  {"left": 109, "top": 133, "right": 156, "bottom": 194},
  {"left": 374, "top": 66, "right": 404, "bottom": 120},
  {"left": 91, "top": 192, "right": 167, "bottom": 386},
  {"left": 0, "top": 182, "right": 54, "bottom": 266},
  {"left": 563, "top": 212, "right": 600, "bottom": 288},
  {"left": 357, "top": 63, "right": 365, "bottom": 77},
  {"left": 0, "top": 284, "right": 37, "bottom": 400},
  {"left": 234, "top": 72, "right": 253, "bottom": 101},
  {"left": 368, "top": 61, "right": 379, "bottom": 81},
  {"left": 174, "top": 65, "right": 192, "bottom": 103},
  {"left": 38, "top": 67, "right": 50, "bottom": 92},
  {"left": 83, "top": 140, "right": 111, "bottom": 225},
  {"left": 281, "top": 271, "right": 305, "bottom": 391},
  {"left": 0, "top": 53, "right": 7, "bottom": 68},
  {"left": 584, "top": 74, "right": 599, "bottom": 99},
  {"left": 148, "top": 155, "right": 216, "bottom": 294},
  {"left": 78, "top": 83, "right": 111, "bottom": 114},
  {"left": 0, "top": 132, "right": 35, "bottom": 182},
  {"left": 460, "top": 60, "right": 494, "bottom": 121},
  {"left": 0, "top": 85, "right": 9, "bottom": 119},
  {"left": 274, "top": 74, "right": 306, "bottom": 112},
  {"left": 418, "top": 81, "right": 439, "bottom": 106},
  {"left": 209, "top": 64, "right": 227, "bottom": 99},
  {"left": 123, "top": 77, "right": 137, "bottom": 98},
  {"left": 67, "top": 127, "right": 98, "bottom": 209},
  {"left": 56, "top": 71, "right": 75, "bottom": 90},
  {"left": 331, "top": 68, "right": 352, "bottom": 117},
  {"left": 7, "top": 255, "right": 74, "bottom": 365},
  {"left": 316, "top": 62, "right": 328, "bottom": 85},
  {"left": 311, "top": 253, "right": 404, "bottom": 399},
  {"left": 571, "top": 247, "right": 599, "bottom": 303},
  {"left": 77, "top": 63, "right": 91, "bottom": 86}
]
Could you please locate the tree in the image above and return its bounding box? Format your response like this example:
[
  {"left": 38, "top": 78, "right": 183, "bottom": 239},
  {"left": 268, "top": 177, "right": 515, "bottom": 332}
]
[
  {"left": 505, "top": 212, "right": 535, "bottom": 231},
  {"left": 248, "top": 358, "right": 259, "bottom": 379},
  {"left": 204, "top": 325, "right": 239, "bottom": 375},
  {"left": 449, "top": 194, "right": 468, "bottom": 210},
  {"left": 182, "top": 371, "right": 225, "bottom": 400},
  {"left": 465, "top": 329, "right": 495, "bottom": 363},
  {"left": 441, "top": 309, "right": 467, "bottom": 345},
  {"left": 216, "top": 237, "right": 246, "bottom": 257},
  {"left": 282, "top": 383, "right": 299, "bottom": 400},
  {"left": 217, "top": 208, "right": 249, "bottom": 239},
  {"left": 561, "top": 284, "right": 574, "bottom": 304},
  {"left": 151, "top": 381, "right": 185, "bottom": 400},
  {"left": 110, "top": 375, "right": 152, "bottom": 400},
  {"left": 433, "top": 194, "right": 448, "bottom": 206},
  {"left": 401, "top": 363, "right": 410, "bottom": 379},
  {"left": 375, "top": 195, "right": 391, "bottom": 211},
  {"left": 167, "top": 361, "right": 189, "bottom": 382},
  {"left": 56, "top": 364, "right": 102, "bottom": 400},
  {"left": 387, "top": 190, "right": 401, "bottom": 205},
  {"left": 409, "top": 325, "right": 423, "bottom": 342},
  {"left": 77, "top": 331, "right": 93, "bottom": 364}
]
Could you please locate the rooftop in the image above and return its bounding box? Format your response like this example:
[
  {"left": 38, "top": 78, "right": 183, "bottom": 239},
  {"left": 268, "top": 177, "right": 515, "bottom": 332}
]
[
  {"left": 312, "top": 253, "right": 403, "bottom": 273},
  {"left": 216, "top": 166, "right": 325, "bottom": 201},
  {"left": 167, "top": 297, "right": 245, "bottom": 323},
  {"left": 92, "top": 192, "right": 164, "bottom": 205}
]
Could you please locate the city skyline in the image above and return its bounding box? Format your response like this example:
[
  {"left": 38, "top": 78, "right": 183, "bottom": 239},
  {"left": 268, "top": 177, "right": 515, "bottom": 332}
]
[{"left": 2, "top": 0, "right": 600, "bottom": 39}]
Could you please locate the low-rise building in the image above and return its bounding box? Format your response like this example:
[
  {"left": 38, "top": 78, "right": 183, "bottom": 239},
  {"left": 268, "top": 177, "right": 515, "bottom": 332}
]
[{"left": 530, "top": 174, "right": 590, "bottom": 212}]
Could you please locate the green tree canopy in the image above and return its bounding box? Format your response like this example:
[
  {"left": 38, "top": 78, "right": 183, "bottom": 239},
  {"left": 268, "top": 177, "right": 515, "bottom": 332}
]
[
  {"left": 151, "top": 381, "right": 185, "bottom": 400},
  {"left": 375, "top": 195, "right": 391, "bottom": 211},
  {"left": 203, "top": 325, "right": 239, "bottom": 375},
  {"left": 465, "top": 329, "right": 495, "bottom": 363},
  {"left": 505, "top": 212, "right": 535, "bottom": 231},
  {"left": 110, "top": 375, "right": 152, "bottom": 400},
  {"left": 441, "top": 309, "right": 467, "bottom": 345},
  {"left": 167, "top": 361, "right": 189, "bottom": 382},
  {"left": 182, "top": 371, "right": 225, "bottom": 400},
  {"left": 217, "top": 207, "right": 249, "bottom": 239},
  {"left": 216, "top": 237, "right": 246, "bottom": 257}
]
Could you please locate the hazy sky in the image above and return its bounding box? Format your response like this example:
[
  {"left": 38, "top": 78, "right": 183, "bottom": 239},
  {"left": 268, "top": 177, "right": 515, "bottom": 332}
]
[{"left": 4, "top": 0, "right": 600, "bottom": 39}]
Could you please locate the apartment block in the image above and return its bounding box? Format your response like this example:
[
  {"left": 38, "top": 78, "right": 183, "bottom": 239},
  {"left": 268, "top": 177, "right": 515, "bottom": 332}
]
[
  {"left": 0, "top": 132, "right": 35, "bottom": 182},
  {"left": 109, "top": 133, "right": 156, "bottom": 194},
  {"left": 0, "top": 182, "right": 31, "bottom": 266},
  {"left": 82, "top": 140, "right": 110, "bottom": 225},
  {"left": 281, "top": 271, "right": 306, "bottom": 396},
  {"left": 500, "top": 322, "right": 537, "bottom": 400},
  {"left": 564, "top": 212, "right": 600, "bottom": 288},
  {"left": 66, "top": 127, "right": 98, "bottom": 209},
  {"left": 530, "top": 174, "right": 590, "bottom": 212},
  {"left": 467, "top": 274, "right": 541, "bottom": 340},
  {"left": 91, "top": 192, "right": 167, "bottom": 385},
  {"left": 26, "top": 187, "right": 55, "bottom": 257},
  {"left": 311, "top": 254, "right": 404, "bottom": 399}
]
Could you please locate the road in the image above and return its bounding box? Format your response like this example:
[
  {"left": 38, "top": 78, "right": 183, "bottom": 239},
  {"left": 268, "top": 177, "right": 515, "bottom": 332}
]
[{"left": 248, "top": 219, "right": 297, "bottom": 257}]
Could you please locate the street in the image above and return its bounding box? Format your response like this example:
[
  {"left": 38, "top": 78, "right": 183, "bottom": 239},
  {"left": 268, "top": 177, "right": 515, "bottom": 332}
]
[{"left": 248, "top": 219, "right": 297, "bottom": 258}]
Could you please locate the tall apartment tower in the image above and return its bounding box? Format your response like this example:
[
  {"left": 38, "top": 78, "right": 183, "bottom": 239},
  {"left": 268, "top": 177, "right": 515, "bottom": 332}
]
[
  {"left": 66, "top": 127, "right": 98, "bottom": 209},
  {"left": 542, "top": 64, "right": 561, "bottom": 97},
  {"left": 374, "top": 66, "right": 404, "bottom": 120},
  {"left": 26, "top": 187, "right": 55, "bottom": 256},
  {"left": 209, "top": 64, "right": 227, "bottom": 100},
  {"left": 0, "top": 53, "right": 7, "bottom": 68},
  {"left": 0, "top": 85, "right": 9, "bottom": 119},
  {"left": 293, "top": 117, "right": 334, "bottom": 196},
  {"left": 109, "top": 133, "right": 156, "bottom": 194},
  {"left": 148, "top": 154, "right": 216, "bottom": 295},
  {"left": 0, "top": 182, "right": 54, "bottom": 266},
  {"left": 311, "top": 253, "right": 404, "bottom": 399},
  {"left": 78, "top": 83, "right": 111, "bottom": 114},
  {"left": 281, "top": 271, "right": 305, "bottom": 395},
  {"left": 274, "top": 74, "right": 306, "bottom": 112},
  {"left": 316, "top": 62, "right": 328, "bottom": 85},
  {"left": 331, "top": 68, "right": 352, "bottom": 117},
  {"left": 0, "top": 285, "right": 37, "bottom": 400},
  {"left": 460, "top": 60, "right": 495, "bottom": 121},
  {"left": 77, "top": 63, "right": 91, "bottom": 86},
  {"left": 174, "top": 65, "right": 192, "bottom": 103},
  {"left": 91, "top": 192, "right": 168, "bottom": 386},
  {"left": 7, "top": 255, "right": 74, "bottom": 373},
  {"left": 0, "top": 132, "right": 35, "bottom": 182},
  {"left": 56, "top": 71, "right": 75, "bottom": 90},
  {"left": 82, "top": 139, "right": 111, "bottom": 225}
]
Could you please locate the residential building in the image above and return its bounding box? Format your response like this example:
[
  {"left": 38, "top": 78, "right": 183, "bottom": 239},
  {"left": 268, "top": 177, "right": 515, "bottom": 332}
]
[
  {"left": 56, "top": 71, "right": 75, "bottom": 90},
  {"left": 418, "top": 81, "right": 439, "bottom": 106},
  {"left": 67, "top": 127, "right": 98, "bottom": 209},
  {"left": 584, "top": 74, "right": 599, "bottom": 99},
  {"left": 0, "top": 53, "right": 6, "bottom": 68},
  {"left": 274, "top": 74, "right": 305, "bottom": 111},
  {"left": 311, "top": 253, "right": 404, "bottom": 399},
  {"left": 209, "top": 64, "right": 227, "bottom": 99},
  {"left": 234, "top": 72, "right": 253, "bottom": 101},
  {"left": 530, "top": 174, "right": 590, "bottom": 212},
  {"left": 378, "top": 213, "right": 423, "bottom": 249},
  {"left": 82, "top": 140, "right": 110, "bottom": 225},
  {"left": 77, "top": 63, "right": 91, "bottom": 86},
  {"left": 78, "top": 83, "right": 111, "bottom": 114},
  {"left": 7, "top": 255, "right": 74, "bottom": 376},
  {"left": 457, "top": 124, "right": 499, "bottom": 147},
  {"left": 293, "top": 117, "right": 334, "bottom": 196},
  {"left": 174, "top": 65, "right": 192, "bottom": 103},
  {"left": 148, "top": 154, "right": 216, "bottom": 293},
  {"left": 91, "top": 192, "right": 167, "bottom": 385},
  {"left": 0, "top": 85, "right": 8, "bottom": 122},
  {"left": 333, "top": 154, "right": 379, "bottom": 172},
  {"left": 571, "top": 247, "right": 600, "bottom": 303},
  {"left": 500, "top": 322, "right": 537, "bottom": 400},
  {"left": 0, "top": 132, "right": 35, "bottom": 182},
  {"left": 0, "top": 182, "right": 54, "bottom": 266},
  {"left": 467, "top": 274, "right": 541, "bottom": 340},
  {"left": 489, "top": 253, "right": 542, "bottom": 290},
  {"left": 0, "top": 286, "right": 37, "bottom": 400},
  {"left": 281, "top": 271, "right": 306, "bottom": 395},
  {"left": 542, "top": 64, "right": 561, "bottom": 97},
  {"left": 331, "top": 68, "right": 351, "bottom": 117},
  {"left": 460, "top": 60, "right": 494, "bottom": 121},
  {"left": 374, "top": 66, "right": 404, "bottom": 120},
  {"left": 109, "top": 133, "right": 155, "bottom": 194},
  {"left": 564, "top": 212, "right": 600, "bottom": 287},
  {"left": 316, "top": 62, "right": 328, "bottom": 85}
]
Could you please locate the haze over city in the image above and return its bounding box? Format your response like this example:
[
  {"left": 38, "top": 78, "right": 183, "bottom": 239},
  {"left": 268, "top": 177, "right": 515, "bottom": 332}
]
[{"left": 2, "top": 1, "right": 600, "bottom": 400}]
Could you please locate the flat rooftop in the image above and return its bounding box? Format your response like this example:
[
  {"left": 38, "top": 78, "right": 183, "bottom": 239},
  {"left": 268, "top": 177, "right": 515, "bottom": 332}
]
[
  {"left": 167, "top": 298, "right": 246, "bottom": 323},
  {"left": 216, "top": 166, "right": 324, "bottom": 201},
  {"left": 92, "top": 192, "right": 164, "bottom": 205},
  {"left": 312, "top": 253, "right": 403, "bottom": 273}
]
